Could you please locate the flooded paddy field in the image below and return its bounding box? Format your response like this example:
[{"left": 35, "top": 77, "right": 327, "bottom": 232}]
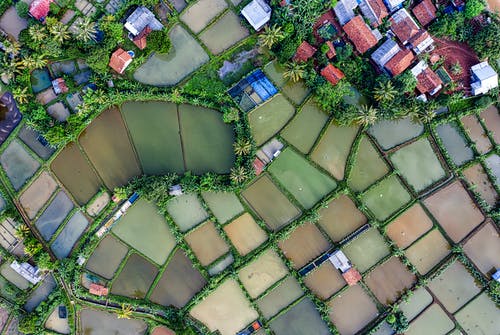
[
  {"left": 281, "top": 80, "right": 310, "bottom": 105},
  {"left": 480, "top": 105, "right": 500, "bottom": 144},
  {"left": 268, "top": 148, "right": 337, "bottom": 209},
  {"left": 462, "top": 163, "right": 498, "bottom": 207},
  {"left": 256, "top": 276, "right": 303, "bottom": 319},
  {"left": 185, "top": 221, "right": 229, "bottom": 266},
  {"left": 17, "top": 125, "right": 55, "bottom": 160},
  {"left": 342, "top": 227, "right": 390, "bottom": 272},
  {"left": 241, "top": 174, "right": 301, "bottom": 231},
  {"left": 328, "top": 285, "right": 379, "bottom": 335},
  {"left": 348, "top": 136, "right": 389, "bottom": 192},
  {"left": 0, "top": 263, "right": 30, "bottom": 290},
  {"left": 223, "top": 213, "right": 267, "bottom": 256},
  {"left": 201, "top": 191, "right": 244, "bottom": 224},
  {"left": 435, "top": 122, "right": 473, "bottom": 166},
  {"left": 180, "top": 0, "right": 227, "bottom": 33},
  {"left": 85, "top": 235, "right": 129, "bottom": 280},
  {"left": 460, "top": 114, "right": 492, "bottom": 154},
  {"left": 317, "top": 195, "right": 367, "bottom": 242},
  {"left": 424, "top": 181, "right": 484, "bottom": 242},
  {"left": 463, "top": 221, "right": 499, "bottom": 276},
  {"left": 368, "top": 117, "right": 423, "bottom": 150},
  {"left": 44, "top": 305, "right": 70, "bottom": 334},
  {"left": 281, "top": 99, "right": 328, "bottom": 154},
  {"left": 51, "top": 211, "right": 89, "bottom": 259},
  {"left": 455, "top": 292, "right": 500, "bottom": 335},
  {"left": 310, "top": 124, "right": 358, "bottom": 180},
  {"left": 248, "top": 95, "right": 295, "bottom": 146},
  {"left": 111, "top": 253, "right": 158, "bottom": 299},
  {"left": 190, "top": 279, "right": 258, "bottom": 335},
  {"left": 406, "top": 304, "right": 454, "bottom": 335},
  {"left": 35, "top": 191, "right": 74, "bottom": 241},
  {"left": 398, "top": 286, "right": 433, "bottom": 321},
  {"left": 166, "top": 193, "right": 208, "bottom": 232},
  {"left": 270, "top": 298, "right": 330, "bottom": 335},
  {"left": 19, "top": 171, "right": 58, "bottom": 219},
  {"left": 113, "top": 199, "right": 175, "bottom": 265},
  {"left": 385, "top": 203, "right": 433, "bottom": 249},
  {"left": 79, "top": 308, "right": 147, "bottom": 335},
  {"left": 24, "top": 275, "right": 56, "bottom": 312},
  {"left": 149, "top": 249, "right": 206, "bottom": 308},
  {"left": 304, "top": 262, "right": 346, "bottom": 299},
  {"left": 199, "top": 11, "right": 249, "bottom": 55},
  {"left": 0, "top": 139, "right": 40, "bottom": 191},
  {"left": 404, "top": 229, "right": 450, "bottom": 275},
  {"left": 278, "top": 222, "right": 330, "bottom": 270}
]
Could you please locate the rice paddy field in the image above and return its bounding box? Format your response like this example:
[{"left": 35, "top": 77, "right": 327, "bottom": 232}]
[{"left": 0, "top": 17, "right": 497, "bottom": 332}]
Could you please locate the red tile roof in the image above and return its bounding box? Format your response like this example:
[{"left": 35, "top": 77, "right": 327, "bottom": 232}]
[
  {"left": 385, "top": 49, "right": 415, "bottom": 76},
  {"left": 412, "top": 0, "right": 437, "bottom": 26},
  {"left": 367, "top": 0, "right": 389, "bottom": 26},
  {"left": 320, "top": 64, "right": 345, "bottom": 86},
  {"left": 253, "top": 157, "right": 266, "bottom": 176},
  {"left": 343, "top": 16, "right": 378, "bottom": 54},
  {"left": 416, "top": 67, "right": 443, "bottom": 95},
  {"left": 409, "top": 29, "right": 431, "bottom": 49},
  {"left": 390, "top": 11, "right": 420, "bottom": 44},
  {"left": 325, "top": 41, "right": 336, "bottom": 59},
  {"left": 342, "top": 268, "right": 362, "bottom": 286},
  {"left": 29, "top": 0, "right": 53, "bottom": 21},
  {"left": 89, "top": 284, "right": 109, "bottom": 296},
  {"left": 293, "top": 41, "right": 317, "bottom": 62},
  {"left": 132, "top": 26, "right": 152, "bottom": 50},
  {"left": 109, "top": 48, "right": 133, "bottom": 74}
]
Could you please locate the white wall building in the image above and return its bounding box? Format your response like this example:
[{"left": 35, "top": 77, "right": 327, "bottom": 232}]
[
  {"left": 471, "top": 62, "right": 499, "bottom": 96},
  {"left": 241, "top": 0, "right": 272, "bottom": 31}
]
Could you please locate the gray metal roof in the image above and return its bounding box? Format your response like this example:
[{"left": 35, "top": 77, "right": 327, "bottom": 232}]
[
  {"left": 371, "top": 38, "right": 400, "bottom": 67},
  {"left": 124, "top": 6, "right": 163, "bottom": 36}
]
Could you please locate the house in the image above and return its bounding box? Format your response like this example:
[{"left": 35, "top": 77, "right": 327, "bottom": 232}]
[
  {"left": 253, "top": 157, "right": 266, "bottom": 176},
  {"left": 29, "top": 0, "right": 53, "bottom": 22},
  {"left": 412, "top": 0, "right": 437, "bottom": 26},
  {"left": 293, "top": 41, "right": 317, "bottom": 62},
  {"left": 385, "top": 49, "right": 415, "bottom": 76},
  {"left": 108, "top": 48, "right": 133, "bottom": 74},
  {"left": 359, "top": 0, "right": 389, "bottom": 27},
  {"left": 321, "top": 64, "right": 345, "bottom": 86},
  {"left": 371, "top": 39, "right": 401, "bottom": 68},
  {"left": 89, "top": 283, "right": 109, "bottom": 296},
  {"left": 52, "top": 78, "right": 68, "bottom": 95},
  {"left": 343, "top": 16, "right": 379, "bottom": 54},
  {"left": 390, "top": 9, "right": 420, "bottom": 45},
  {"left": 124, "top": 6, "right": 163, "bottom": 37},
  {"left": 342, "top": 267, "right": 362, "bottom": 286},
  {"left": 132, "top": 26, "right": 151, "bottom": 50},
  {"left": 470, "top": 61, "right": 499, "bottom": 96},
  {"left": 10, "top": 261, "right": 42, "bottom": 285},
  {"left": 325, "top": 41, "right": 337, "bottom": 59},
  {"left": 329, "top": 250, "right": 352, "bottom": 273},
  {"left": 383, "top": 0, "right": 405, "bottom": 12},
  {"left": 408, "top": 29, "right": 434, "bottom": 54},
  {"left": 334, "top": 0, "right": 359, "bottom": 25},
  {"left": 411, "top": 60, "right": 443, "bottom": 96},
  {"left": 241, "top": 0, "right": 272, "bottom": 31}
]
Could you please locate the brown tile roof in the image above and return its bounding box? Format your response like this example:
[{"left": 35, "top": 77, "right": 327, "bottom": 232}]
[
  {"left": 253, "top": 157, "right": 266, "bottom": 176},
  {"left": 320, "top": 64, "right": 345, "bottom": 86},
  {"left": 343, "top": 16, "right": 378, "bottom": 54},
  {"left": 416, "top": 67, "right": 443, "bottom": 95},
  {"left": 409, "top": 29, "right": 431, "bottom": 48},
  {"left": 109, "top": 48, "right": 133, "bottom": 74},
  {"left": 89, "top": 284, "right": 109, "bottom": 296},
  {"left": 132, "top": 26, "right": 152, "bottom": 50},
  {"left": 390, "top": 11, "right": 420, "bottom": 44},
  {"left": 325, "top": 41, "right": 337, "bottom": 59},
  {"left": 342, "top": 268, "right": 362, "bottom": 286},
  {"left": 412, "top": 0, "right": 437, "bottom": 26},
  {"left": 293, "top": 41, "right": 317, "bottom": 62},
  {"left": 367, "top": 0, "right": 389, "bottom": 26},
  {"left": 385, "top": 49, "right": 415, "bottom": 76}
]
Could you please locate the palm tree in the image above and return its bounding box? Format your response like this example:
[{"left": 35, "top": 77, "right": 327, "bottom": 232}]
[
  {"left": 259, "top": 25, "right": 285, "bottom": 48},
  {"left": 28, "top": 25, "right": 47, "bottom": 43},
  {"left": 233, "top": 139, "right": 252, "bottom": 156},
  {"left": 117, "top": 304, "right": 133, "bottom": 319},
  {"left": 373, "top": 80, "right": 398, "bottom": 103},
  {"left": 3, "top": 40, "right": 20, "bottom": 57},
  {"left": 230, "top": 166, "right": 248, "bottom": 184},
  {"left": 75, "top": 17, "right": 97, "bottom": 42},
  {"left": 450, "top": 61, "right": 462, "bottom": 75},
  {"left": 413, "top": 108, "right": 435, "bottom": 124},
  {"left": 15, "top": 224, "right": 30, "bottom": 239},
  {"left": 18, "top": 54, "right": 47, "bottom": 70},
  {"left": 283, "top": 62, "right": 306, "bottom": 83},
  {"left": 48, "top": 22, "right": 70, "bottom": 44},
  {"left": 13, "top": 87, "right": 31, "bottom": 104},
  {"left": 353, "top": 104, "right": 378, "bottom": 126}
]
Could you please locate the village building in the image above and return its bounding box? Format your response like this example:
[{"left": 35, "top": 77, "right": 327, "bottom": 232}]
[
  {"left": 241, "top": 0, "right": 272, "bottom": 31},
  {"left": 411, "top": 60, "right": 443, "bottom": 96},
  {"left": 412, "top": 0, "right": 437, "bottom": 27},
  {"left": 320, "top": 64, "right": 345, "bottom": 86},
  {"left": 359, "top": 0, "right": 389, "bottom": 27},
  {"left": 293, "top": 41, "right": 317, "bottom": 62},
  {"left": 108, "top": 48, "right": 133, "bottom": 74},
  {"left": 324, "top": 41, "right": 337, "bottom": 59},
  {"left": 343, "top": 16, "right": 379, "bottom": 54},
  {"left": 385, "top": 49, "right": 415, "bottom": 76},
  {"left": 89, "top": 283, "right": 109, "bottom": 296},
  {"left": 29, "top": 0, "right": 53, "bottom": 22},
  {"left": 371, "top": 39, "right": 401, "bottom": 68},
  {"left": 10, "top": 261, "right": 42, "bottom": 285},
  {"left": 52, "top": 78, "right": 69, "bottom": 95},
  {"left": 383, "top": 0, "right": 405, "bottom": 12},
  {"left": 470, "top": 61, "right": 499, "bottom": 96},
  {"left": 390, "top": 8, "right": 421, "bottom": 45},
  {"left": 124, "top": 6, "right": 163, "bottom": 50},
  {"left": 342, "top": 267, "right": 362, "bottom": 286},
  {"left": 334, "top": 0, "right": 359, "bottom": 25},
  {"left": 408, "top": 29, "right": 434, "bottom": 54}
]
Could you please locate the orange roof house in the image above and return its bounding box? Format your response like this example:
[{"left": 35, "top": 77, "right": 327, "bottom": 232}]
[
  {"left": 293, "top": 41, "right": 317, "bottom": 62},
  {"left": 132, "top": 26, "right": 152, "bottom": 50},
  {"left": 343, "top": 16, "right": 378, "bottom": 54},
  {"left": 89, "top": 284, "right": 109, "bottom": 296},
  {"left": 325, "top": 41, "right": 337, "bottom": 59},
  {"left": 253, "top": 157, "right": 265, "bottom": 176},
  {"left": 359, "top": 0, "right": 389, "bottom": 27},
  {"left": 109, "top": 48, "right": 133, "bottom": 74},
  {"left": 412, "top": 0, "right": 437, "bottom": 27},
  {"left": 321, "top": 64, "right": 345, "bottom": 86},
  {"left": 390, "top": 9, "right": 420, "bottom": 45},
  {"left": 342, "top": 268, "right": 362, "bottom": 286},
  {"left": 411, "top": 61, "right": 443, "bottom": 96},
  {"left": 29, "top": 0, "right": 53, "bottom": 22},
  {"left": 385, "top": 49, "right": 415, "bottom": 76}
]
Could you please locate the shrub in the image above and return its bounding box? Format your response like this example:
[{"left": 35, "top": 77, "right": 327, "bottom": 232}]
[
  {"left": 465, "top": 0, "right": 485, "bottom": 19},
  {"left": 15, "top": 1, "right": 29, "bottom": 18},
  {"left": 147, "top": 29, "right": 171, "bottom": 54}
]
